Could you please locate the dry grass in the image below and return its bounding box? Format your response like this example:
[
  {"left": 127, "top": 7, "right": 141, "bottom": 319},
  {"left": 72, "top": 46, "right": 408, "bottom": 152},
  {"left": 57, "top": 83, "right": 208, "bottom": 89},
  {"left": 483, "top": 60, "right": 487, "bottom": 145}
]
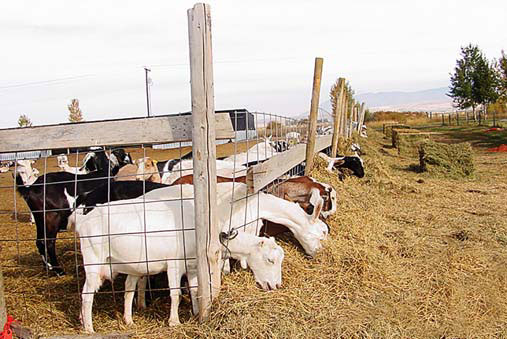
[{"left": 1, "top": 130, "right": 507, "bottom": 338}]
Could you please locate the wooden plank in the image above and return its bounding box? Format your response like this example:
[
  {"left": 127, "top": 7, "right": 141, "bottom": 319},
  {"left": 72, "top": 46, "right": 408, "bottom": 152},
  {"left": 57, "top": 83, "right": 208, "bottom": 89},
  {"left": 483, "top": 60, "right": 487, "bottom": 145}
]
[
  {"left": 248, "top": 135, "right": 332, "bottom": 193},
  {"left": 304, "top": 57, "right": 324, "bottom": 175},
  {"left": 188, "top": 3, "right": 220, "bottom": 323},
  {"left": 0, "top": 113, "right": 234, "bottom": 153},
  {"left": 10, "top": 323, "right": 34, "bottom": 339},
  {"left": 331, "top": 78, "right": 345, "bottom": 157}
]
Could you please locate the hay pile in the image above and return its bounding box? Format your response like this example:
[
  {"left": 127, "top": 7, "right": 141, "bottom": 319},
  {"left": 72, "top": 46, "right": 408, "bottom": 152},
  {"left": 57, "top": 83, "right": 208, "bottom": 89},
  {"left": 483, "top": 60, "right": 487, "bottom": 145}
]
[
  {"left": 391, "top": 128, "right": 418, "bottom": 147},
  {"left": 419, "top": 140, "right": 475, "bottom": 178},
  {"left": 383, "top": 123, "right": 410, "bottom": 137},
  {"left": 392, "top": 129, "right": 434, "bottom": 156}
]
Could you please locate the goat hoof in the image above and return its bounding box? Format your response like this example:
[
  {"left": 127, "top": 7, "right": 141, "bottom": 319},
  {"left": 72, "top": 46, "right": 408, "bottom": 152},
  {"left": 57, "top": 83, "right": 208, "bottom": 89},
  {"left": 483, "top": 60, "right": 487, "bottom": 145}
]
[
  {"left": 53, "top": 267, "right": 66, "bottom": 276},
  {"left": 169, "top": 319, "right": 181, "bottom": 327}
]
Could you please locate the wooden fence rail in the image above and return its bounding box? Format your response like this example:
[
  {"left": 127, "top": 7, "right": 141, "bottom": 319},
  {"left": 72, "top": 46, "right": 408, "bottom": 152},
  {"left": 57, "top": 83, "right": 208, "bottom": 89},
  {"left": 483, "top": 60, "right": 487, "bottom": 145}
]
[{"left": 0, "top": 114, "right": 234, "bottom": 154}]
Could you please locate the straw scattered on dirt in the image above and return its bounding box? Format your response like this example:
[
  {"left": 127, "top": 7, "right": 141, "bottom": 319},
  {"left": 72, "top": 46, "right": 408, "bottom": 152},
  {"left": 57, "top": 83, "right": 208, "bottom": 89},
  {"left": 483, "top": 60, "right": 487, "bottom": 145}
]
[{"left": 1, "top": 129, "right": 507, "bottom": 338}]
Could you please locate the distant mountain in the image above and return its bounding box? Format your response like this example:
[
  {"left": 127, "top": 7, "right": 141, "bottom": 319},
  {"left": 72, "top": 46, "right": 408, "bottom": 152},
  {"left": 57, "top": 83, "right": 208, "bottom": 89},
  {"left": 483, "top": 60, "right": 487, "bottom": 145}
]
[{"left": 318, "top": 87, "right": 453, "bottom": 113}]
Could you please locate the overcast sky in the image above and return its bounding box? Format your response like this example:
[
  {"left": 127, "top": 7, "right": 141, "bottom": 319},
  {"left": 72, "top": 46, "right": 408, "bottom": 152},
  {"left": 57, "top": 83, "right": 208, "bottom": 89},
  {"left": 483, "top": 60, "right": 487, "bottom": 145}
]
[{"left": 0, "top": 0, "right": 505, "bottom": 128}]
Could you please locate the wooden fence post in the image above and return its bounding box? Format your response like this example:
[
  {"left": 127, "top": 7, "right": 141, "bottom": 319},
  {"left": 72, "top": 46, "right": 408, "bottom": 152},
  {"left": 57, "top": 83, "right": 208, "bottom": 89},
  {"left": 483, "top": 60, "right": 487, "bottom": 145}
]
[
  {"left": 456, "top": 112, "right": 459, "bottom": 126},
  {"left": 188, "top": 2, "right": 220, "bottom": 322},
  {"left": 448, "top": 113, "right": 451, "bottom": 126},
  {"left": 331, "top": 78, "right": 345, "bottom": 157},
  {"left": 347, "top": 100, "right": 355, "bottom": 139},
  {"left": 0, "top": 265, "right": 6, "bottom": 330},
  {"left": 441, "top": 114, "right": 444, "bottom": 126},
  {"left": 304, "top": 57, "right": 323, "bottom": 175},
  {"left": 341, "top": 94, "right": 349, "bottom": 137},
  {"left": 357, "top": 102, "right": 366, "bottom": 132}
]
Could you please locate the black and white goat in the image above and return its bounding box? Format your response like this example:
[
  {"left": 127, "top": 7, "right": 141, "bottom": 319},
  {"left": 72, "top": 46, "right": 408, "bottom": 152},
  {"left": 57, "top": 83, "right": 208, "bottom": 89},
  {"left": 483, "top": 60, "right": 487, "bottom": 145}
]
[
  {"left": 15, "top": 150, "right": 125, "bottom": 275},
  {"left": 319, "top": 152, "right": 365, "bottom": 178}
]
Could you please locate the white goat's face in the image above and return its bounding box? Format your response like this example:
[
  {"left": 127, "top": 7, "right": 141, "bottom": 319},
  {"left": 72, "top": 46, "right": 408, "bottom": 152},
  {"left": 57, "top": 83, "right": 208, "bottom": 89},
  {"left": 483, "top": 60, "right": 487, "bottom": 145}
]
[
  {"left": 248, "top": 237, "right": 284, "bottom": 291},
  {"left": 298, "top": 194, "right": 329, "bottom": 257},
  {"left": 15, "top": 160, "right": 38, "bottom": 185},
  {"left": 298, "top": 220, "right": 328, "bottom": 257},
  {"left": 57, "top": 155, "right": 69, "bottom": 167}
]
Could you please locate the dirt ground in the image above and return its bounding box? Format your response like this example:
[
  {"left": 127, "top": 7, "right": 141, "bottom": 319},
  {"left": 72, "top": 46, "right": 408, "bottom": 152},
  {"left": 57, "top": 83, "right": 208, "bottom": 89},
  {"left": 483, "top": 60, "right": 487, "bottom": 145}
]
[{"left": 1, "top": 128, "right": 506, "bottom": 338}]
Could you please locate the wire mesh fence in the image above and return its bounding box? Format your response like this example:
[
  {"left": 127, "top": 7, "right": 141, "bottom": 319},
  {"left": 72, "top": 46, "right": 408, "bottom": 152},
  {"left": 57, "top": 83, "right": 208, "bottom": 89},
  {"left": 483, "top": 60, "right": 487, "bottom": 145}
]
[{"left": 0, "top": 109, "right": 334, "bottom": 336}]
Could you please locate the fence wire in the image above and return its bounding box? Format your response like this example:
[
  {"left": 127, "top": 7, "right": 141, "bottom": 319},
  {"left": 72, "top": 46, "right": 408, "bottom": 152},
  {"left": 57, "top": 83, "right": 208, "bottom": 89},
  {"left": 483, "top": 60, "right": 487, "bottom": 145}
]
[{"left": 0, "top": 110, "right": 332, "bottom": 335}]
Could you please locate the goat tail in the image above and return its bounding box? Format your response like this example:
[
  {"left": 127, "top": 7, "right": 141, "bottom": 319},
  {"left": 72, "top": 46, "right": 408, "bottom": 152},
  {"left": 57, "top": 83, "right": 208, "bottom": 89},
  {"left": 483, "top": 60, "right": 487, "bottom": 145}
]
[{"left": 15, "top": 174, "right": 30, "bottom": 198}]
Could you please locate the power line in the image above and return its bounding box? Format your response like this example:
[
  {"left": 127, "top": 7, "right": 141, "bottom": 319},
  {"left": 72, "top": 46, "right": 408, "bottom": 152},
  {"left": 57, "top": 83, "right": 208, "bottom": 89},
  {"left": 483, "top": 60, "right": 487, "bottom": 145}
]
[{"left": 0, "top": 56, "right": 303, "bottom": 91}]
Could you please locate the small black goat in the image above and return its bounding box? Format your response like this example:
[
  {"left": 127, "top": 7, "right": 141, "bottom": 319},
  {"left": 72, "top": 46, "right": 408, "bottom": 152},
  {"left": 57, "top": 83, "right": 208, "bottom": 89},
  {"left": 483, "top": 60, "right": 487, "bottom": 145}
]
[{"left": 15, "top": 150, "right": 126, "bottom": 275}]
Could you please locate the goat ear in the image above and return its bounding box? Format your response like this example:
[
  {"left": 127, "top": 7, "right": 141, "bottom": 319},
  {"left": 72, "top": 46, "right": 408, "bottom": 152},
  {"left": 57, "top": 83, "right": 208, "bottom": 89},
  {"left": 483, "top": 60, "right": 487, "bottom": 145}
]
[
  {"left": 310, "top": 193, "right": 324, "bottom": 223},
  {"left": 309, "top": 188, "right": 321, "bottom": 207}
]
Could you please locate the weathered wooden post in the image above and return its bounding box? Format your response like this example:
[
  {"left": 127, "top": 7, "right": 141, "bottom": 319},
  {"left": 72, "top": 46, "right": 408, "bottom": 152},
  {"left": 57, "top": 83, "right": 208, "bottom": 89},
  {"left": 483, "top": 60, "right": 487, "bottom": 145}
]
[
  {"left": 341, "top": 94, "right": 349, "bottom": 137},
  {"left": 331, "top": 78, "right": 345, "bottom": 157},
  {"left": 304, "top": 57, "right": 323, "bottom": 175},
  {"left": 456, "top": 111, "right": 459, "bottom": 126},
  {"left": 0, "top": 257, "right": 6, "bottom": 330},
  {"left": 466, "top": 111, "right": 469, "bottom": 124},
  {"left": 357, "top": 102, "right": 366, "bottom": 132},
  {"left": 441, "top": 114, "right": 444, "bottom": 126},
  {"left": 188, "top": 2, "right": 220, "bottom": 322},
  {"left": 347, "top": 100, "right": 355, "bottom": 139}
]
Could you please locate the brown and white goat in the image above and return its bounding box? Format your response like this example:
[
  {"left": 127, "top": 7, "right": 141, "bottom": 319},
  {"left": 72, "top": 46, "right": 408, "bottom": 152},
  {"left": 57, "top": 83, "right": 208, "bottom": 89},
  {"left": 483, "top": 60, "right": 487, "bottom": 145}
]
[
  {"left": 135, "top": 157, "right": 162, "bottom": 183},
  {"left": 260, "top": 176, "right": 336, "bottom": 236}
]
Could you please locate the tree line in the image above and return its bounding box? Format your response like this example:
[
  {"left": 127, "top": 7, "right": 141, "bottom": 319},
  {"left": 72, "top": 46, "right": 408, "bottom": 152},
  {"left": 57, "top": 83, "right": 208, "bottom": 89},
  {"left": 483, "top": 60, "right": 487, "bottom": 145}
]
[
  {"left": 448, "top": 44, "right": 507, "bottom": 121},
  {"left": 17, "top": 98, "right": 84, "bottom": 127}
]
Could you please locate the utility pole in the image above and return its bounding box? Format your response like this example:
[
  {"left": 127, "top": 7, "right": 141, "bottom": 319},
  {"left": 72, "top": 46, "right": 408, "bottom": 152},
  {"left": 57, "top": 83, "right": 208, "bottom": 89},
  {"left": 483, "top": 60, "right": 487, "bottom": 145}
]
[{"left": 144, "top": 67, "right": 152, "bottom": 117}]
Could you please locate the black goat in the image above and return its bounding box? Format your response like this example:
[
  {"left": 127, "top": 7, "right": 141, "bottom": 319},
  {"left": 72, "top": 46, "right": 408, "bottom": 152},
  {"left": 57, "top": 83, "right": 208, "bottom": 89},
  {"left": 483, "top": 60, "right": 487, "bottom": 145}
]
[
  {"left": 15, "top": 151, "right": 121, "bottom": 276},
  {"left": 73, "top": 181, "right": 169, "bottom": 215}
]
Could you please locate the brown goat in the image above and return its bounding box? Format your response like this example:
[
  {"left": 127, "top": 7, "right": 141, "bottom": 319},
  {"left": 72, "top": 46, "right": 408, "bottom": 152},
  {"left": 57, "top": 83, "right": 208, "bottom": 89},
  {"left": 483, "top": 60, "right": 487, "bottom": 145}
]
[{"left": 113, "top": 164, "right": 139, "bottom": 181}]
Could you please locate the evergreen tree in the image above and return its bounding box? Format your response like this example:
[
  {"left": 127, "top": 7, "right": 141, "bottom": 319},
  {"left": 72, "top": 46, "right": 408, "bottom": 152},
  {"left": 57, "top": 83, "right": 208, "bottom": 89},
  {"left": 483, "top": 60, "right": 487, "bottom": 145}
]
[
  {"left": 497, "top": 50, "right": 507, "bottom": 101},
  {"left": 329, "top": 78, "right": 344, "bottom": 119},
  {"left": 68, "top": 99, "right": 84, "bottom": 122},
  {"left": 473, "top": 53, "right": 500, "bottom": 123},
  {"left": 18, "top": 114, "right": 33, "bottom": 127},
  {"left": 448, "top": 44, "right": 500, "bottom": 122},
  {"left": 448, "top": 44, "right": 481, "bottom": 119}
]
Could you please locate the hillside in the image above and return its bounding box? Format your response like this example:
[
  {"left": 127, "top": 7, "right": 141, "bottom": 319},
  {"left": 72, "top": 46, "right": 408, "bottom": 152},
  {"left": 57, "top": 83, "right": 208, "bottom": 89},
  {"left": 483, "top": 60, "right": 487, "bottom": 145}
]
[{"left": 318, "top": 87, "right": 454, "bottom": 113}]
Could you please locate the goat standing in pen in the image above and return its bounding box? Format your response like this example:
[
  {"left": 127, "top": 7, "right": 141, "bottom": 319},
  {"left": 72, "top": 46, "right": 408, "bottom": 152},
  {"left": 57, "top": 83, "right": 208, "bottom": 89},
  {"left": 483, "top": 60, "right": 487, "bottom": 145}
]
[
  {"left": 15, "top": 150, "right": 127, "bottom": 276},
  {"left": 70, "top": 184, "right": 284, "bottom": 332}
]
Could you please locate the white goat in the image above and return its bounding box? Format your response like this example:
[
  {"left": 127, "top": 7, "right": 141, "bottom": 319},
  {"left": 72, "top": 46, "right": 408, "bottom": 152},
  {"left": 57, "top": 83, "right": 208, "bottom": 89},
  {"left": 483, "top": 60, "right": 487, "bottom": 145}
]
[
  {"left": 159, "top": 159, "right": 247, "bottom": 185},
  {"left": 145, "top": 183, "right": 328, "bottom": 257},
  {"left": 14, "top": 160, "right": 39, "bottom": 224},
  {"left": 57, "top": 154, "right": 92, "bottom": 175},
  {"left": 222, "top": 138, "right": 279, "bottom": 166},
  {"left": 73, "top": 184, "right": 284, "bottom": 332},
  {"left": 15, "top": 160, "right": 39, "bottom": 185}
]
